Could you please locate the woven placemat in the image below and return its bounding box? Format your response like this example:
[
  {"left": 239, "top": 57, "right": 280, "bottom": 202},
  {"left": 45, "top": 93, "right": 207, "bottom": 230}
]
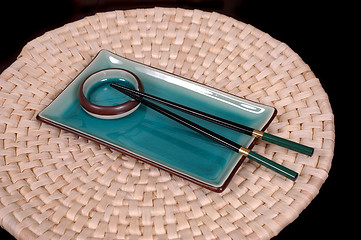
[{"left": 0, "top": 8, "right": 334, "bottom": 240}]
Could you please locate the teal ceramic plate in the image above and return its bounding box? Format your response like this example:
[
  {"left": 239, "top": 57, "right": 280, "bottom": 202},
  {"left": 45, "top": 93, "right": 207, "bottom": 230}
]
[{"left": 37, "top": 50, "right": 277, "bottom": 192}]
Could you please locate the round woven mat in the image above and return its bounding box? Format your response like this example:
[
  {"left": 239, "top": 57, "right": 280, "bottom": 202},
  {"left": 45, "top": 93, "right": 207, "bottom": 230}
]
[{"left": 0, "top": 8, "right": 334, "bottom": 240}]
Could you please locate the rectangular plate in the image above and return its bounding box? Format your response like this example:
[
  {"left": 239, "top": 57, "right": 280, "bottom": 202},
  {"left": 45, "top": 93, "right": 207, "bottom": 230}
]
[{"left": 37, "top": 50, "right": 277, "bottom": 192}]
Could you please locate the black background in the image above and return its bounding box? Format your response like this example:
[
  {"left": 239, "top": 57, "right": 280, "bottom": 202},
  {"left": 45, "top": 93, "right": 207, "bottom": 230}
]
[{"left": 0, "top": 0, "right": 350, "bottom": 239}]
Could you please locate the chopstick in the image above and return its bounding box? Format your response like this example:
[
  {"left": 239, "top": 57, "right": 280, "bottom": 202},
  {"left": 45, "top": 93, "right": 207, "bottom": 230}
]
[
  {"left": 110, "top": 83, "right": 298, "bottom": 181},
  {"left": 110, "top": 83, "right": 314, "bottom": 156}
]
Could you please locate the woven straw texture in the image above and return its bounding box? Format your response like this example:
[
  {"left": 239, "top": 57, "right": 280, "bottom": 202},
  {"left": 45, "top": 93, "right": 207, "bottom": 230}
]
[{"left": 0, "top": 8, "right": 334, "bottom": 240}]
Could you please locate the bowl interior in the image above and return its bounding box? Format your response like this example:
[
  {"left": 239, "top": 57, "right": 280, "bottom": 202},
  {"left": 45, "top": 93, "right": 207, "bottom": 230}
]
[{"left": 83, "top": 69, "right": 139, "bottom": 107}]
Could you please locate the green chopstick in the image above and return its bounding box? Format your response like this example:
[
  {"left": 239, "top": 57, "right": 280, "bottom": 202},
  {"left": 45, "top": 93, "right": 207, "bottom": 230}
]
[
  {"left": 111, "top": 83, "right": 299, "bottom": 181},
  {"left": 110, "top": 83, "right": 313, "bottom": 156}
]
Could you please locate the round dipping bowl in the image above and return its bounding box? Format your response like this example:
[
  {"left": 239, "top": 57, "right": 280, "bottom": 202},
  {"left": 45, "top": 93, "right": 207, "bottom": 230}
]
[{"left": 78, "top": 68, "right": 144, "bottom": 119}]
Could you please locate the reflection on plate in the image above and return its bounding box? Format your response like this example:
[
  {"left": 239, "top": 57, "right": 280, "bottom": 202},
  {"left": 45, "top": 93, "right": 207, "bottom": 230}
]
[{"left": 37, "top": 50, "right": 277, "bottom": 192}]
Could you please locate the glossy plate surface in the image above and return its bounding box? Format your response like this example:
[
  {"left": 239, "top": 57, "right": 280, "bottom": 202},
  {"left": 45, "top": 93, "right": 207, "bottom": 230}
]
[{"left": 37, "top": 50, "right": 277, "bottom": 192}]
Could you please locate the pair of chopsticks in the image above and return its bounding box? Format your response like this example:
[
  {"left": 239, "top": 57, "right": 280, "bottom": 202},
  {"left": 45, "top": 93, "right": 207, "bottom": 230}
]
[{"left": 110, "top": 83, "right": 314, "bottom": 181}]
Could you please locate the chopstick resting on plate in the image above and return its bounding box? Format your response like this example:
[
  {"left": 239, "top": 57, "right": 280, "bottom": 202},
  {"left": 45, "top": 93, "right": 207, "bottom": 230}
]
[
  {"left": 111, "top": 83, "right": 301, "bottom": 181},
  {"left": 110, "top": 83, "right": 313, "bottom": 156}
]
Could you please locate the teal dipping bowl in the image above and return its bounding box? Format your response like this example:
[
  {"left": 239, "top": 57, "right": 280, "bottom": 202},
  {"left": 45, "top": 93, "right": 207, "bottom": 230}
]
[{"left": 78, "top": 68, "right": 144, "bottom": 119}]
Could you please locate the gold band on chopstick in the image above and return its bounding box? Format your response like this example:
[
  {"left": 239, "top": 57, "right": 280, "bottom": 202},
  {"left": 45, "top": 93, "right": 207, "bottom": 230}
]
[
  {"left": 239, "top": 147, "right": 250, "bottom": 156},
  {"left": 252, "top": 129, "right": 263, "bottom": 139}
]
